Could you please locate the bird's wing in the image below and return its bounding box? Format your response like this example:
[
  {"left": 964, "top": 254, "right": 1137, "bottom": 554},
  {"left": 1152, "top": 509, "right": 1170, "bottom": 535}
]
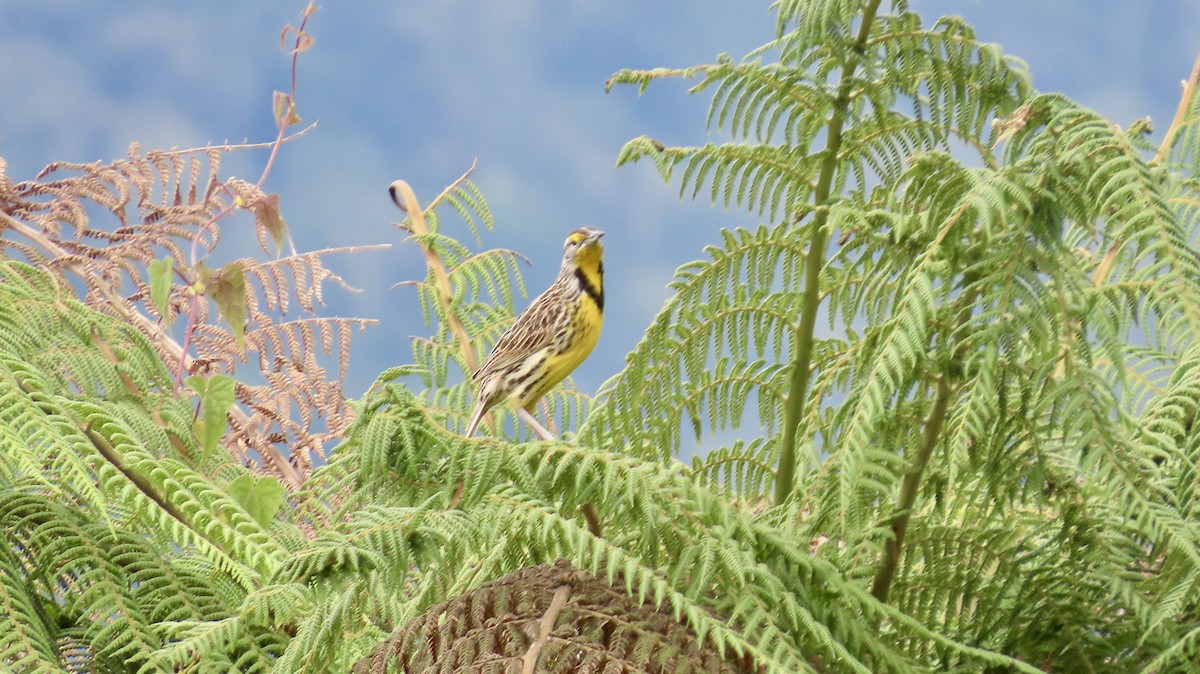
[{"left": 472, "top": 285, "right": 566, "bottom": 382}]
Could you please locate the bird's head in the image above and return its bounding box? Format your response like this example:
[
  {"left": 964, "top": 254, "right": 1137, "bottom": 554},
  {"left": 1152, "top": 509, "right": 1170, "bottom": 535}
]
[{"left": 560, "top": 226, "right": 604, "bottom": 272}]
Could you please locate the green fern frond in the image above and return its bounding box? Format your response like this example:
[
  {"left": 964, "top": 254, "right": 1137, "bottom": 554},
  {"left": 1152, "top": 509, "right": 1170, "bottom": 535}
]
[
  {"left": 0, "top": 535, "right": 60, "bottom": 673},
  {"left": 695, "top": 56, "right": 830, "bottom": 146},
  {"left": 582, "top": 223, "right": 805, "bottom": 460},
  {"left": 0, "top": 493, "right": 162, "bottom": 668},
  {"left": 310, "top": 381, "right": 1045, "bottom": 673},
  {"left": 617, "top": 138, "right": 817, "bottom": 220},
  {"left": 771, "top": 0, "right": 862, "bottom": 43},
  {"left": 690, "top": 438, "right": 777, "bottom": 499}
]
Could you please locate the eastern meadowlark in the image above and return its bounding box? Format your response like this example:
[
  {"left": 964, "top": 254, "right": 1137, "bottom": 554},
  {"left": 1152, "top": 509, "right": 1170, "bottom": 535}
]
[{"left": 464, "top": 227, "right": 605, "bottom": 439}]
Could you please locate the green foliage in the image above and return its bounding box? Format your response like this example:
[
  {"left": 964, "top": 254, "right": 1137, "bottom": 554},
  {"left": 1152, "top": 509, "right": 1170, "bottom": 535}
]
[
  {"left": 227, "top": 474, "right": 286, "bottom": 528},
  {"left": 187, "top": 373, "right": 237, "bottom": 458},
  {"left": 271, "top": 381, "right": 1043, "bottom": 673},
  {"left": 0, "top": 261, "right": 287, "bottom": 672},
  {"left": 597, "top": 0, "right": 1200, "bottom": 670},
  {"left": 0, "top": 257, "right": 1032, "bottom": 673}
]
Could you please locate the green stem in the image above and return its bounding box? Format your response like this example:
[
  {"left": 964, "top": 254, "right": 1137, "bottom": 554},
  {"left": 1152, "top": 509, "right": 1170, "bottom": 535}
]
[
  {"left": 869, "top": 377, "right": 953, "bottom": 604},
  {"left": 775, "top": 0, "right": 883, "bottom": 505},
  {"left": 869, "top": 278, "right": 977, "bottom": 604}
]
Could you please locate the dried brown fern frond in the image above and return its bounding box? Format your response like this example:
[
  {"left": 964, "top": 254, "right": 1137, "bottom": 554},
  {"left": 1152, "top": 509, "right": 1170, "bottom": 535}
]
[
  {"left": 0, "top": 1, "right": 380, "bottom": 488},
  {"left": 352, "top": 559, "right": 759, "bottom": 674},
  {"left": 0, "top": 140, "right": 381, "bottom": 489}
]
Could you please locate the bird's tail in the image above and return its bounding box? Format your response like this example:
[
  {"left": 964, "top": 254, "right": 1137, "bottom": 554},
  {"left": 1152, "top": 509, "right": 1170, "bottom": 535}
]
[{"left": 463, "top": 399, "right": 489, "bottom": 438}]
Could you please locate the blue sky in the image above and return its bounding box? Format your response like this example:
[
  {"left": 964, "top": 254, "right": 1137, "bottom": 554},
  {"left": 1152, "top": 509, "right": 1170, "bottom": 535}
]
[{"left": 2, "top": 2, "right": 1197, "bottom": 426}]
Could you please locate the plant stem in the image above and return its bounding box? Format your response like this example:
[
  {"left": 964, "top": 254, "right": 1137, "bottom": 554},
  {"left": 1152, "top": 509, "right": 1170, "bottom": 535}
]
[
  {"left": 390, "top": 168, "right": 499, "bottom": 436},
  {"left": 775, "top": 0, "right": 882, "bottom": 505},
  {"left": 869, "top": 275, "right": 976, "bottom": 604},
  {"left": 1152, "top": 50, "right": 1200, "bottom": 165},
  {"left": 869, "top": 376, "right": 952, "bottom": 604},
  {"left": 580, "top": 503, "right": 602, "bottom": 538},
  {"left": 521, "top": 584, "right": 572, "bottom": 674},
  {"left": 388, "top": 177, "right": 480, "bottom": 375}
]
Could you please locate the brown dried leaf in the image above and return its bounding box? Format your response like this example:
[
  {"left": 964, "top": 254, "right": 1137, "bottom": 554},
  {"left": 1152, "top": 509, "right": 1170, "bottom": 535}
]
[
  {"left": 199, "top": 261, "right": 249, "bottom": 348},
  {"left": 251, "top": 193, "right": 287, "bottom": 254}
]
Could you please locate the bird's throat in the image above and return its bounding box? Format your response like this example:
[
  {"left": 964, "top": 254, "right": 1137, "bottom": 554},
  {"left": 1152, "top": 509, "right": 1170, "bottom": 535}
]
[{"left": 574, "top": 258, "right": 604, "bottom": 312}]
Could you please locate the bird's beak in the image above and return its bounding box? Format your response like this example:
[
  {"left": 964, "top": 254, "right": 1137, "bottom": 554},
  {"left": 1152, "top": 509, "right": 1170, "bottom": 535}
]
[{"left": 591, "top": 229, "right": 605, "bottom": 242}]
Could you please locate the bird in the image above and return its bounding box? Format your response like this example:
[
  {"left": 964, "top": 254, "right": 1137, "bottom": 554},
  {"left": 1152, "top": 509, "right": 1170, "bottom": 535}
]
[{"left": 464, "top": 227, "right": 605, "bottom": 440}]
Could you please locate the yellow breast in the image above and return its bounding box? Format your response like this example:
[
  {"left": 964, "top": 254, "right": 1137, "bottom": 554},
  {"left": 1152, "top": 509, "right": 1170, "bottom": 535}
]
[{"left": 514, "top": 294, "right": 602, "bottom": 410}]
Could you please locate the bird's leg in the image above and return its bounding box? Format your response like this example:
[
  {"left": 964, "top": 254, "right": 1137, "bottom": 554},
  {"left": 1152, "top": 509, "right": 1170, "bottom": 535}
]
[{"left": 518, "top": 409, "right": 556, "bottom": 441}]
